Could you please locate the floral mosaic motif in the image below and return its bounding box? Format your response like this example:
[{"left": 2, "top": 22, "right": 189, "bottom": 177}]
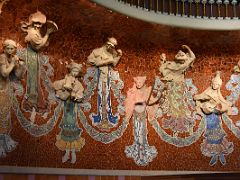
[
  {"left": 81, "top": 67, "right": 127, "bottom": 143},
  {"left": 201, "top": 114, "right": 233, "bottom": 166},
  {"left": 224, "top": 73, "right": 240, "bottom": 138},
  {"left": 125, "top": 112, "right": 157, "bottom": 166},
  {"left": 13, "top": 48, "right": 62, "bottom": 137},
  {"left": 82, "top": 67, "right": 98, "bottom": 111},
  {"left": 161, "top": 81, "right": 198, "bottom": 137},
  {"left": 151, "top": 117, "right": 205, "bottom": 147},
  {"left": 151, "top": 78, "right": 201, "bottom": 147},
  {"left": 0, "top": 91, "right": 17, "bottom": 159},
  {"left": 222, "top": 114, "right": 240, "bottom": 138},
  {"left": 78, "top": 105, "right": 130, "bottom": 144},
  {"left": 17, "top": 48, "right": 56, "bottom": 117},
  {"left": 226, "top": 74, "right": 240, "bottom": 115},
  {"left": 109, "top": 70, "right": 125, "bottom": 115},
  {"left": 83, "top": 67, "right": 125, "bottom": 113},
  {"left": 12, "top": 94, "right": 63, "bottom": 137},
  {"left": 158, "top": 45, "right": 198, "bottom": 137}
]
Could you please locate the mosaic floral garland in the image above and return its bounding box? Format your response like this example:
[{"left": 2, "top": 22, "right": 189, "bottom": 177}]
[
  {"left": 224, "top": 73, "right": 240, "bottom": 138},
  {"left": 226, "top": 74, "right": 240, "bottom": 104},
  {"left": 12, "top": 93, "right": 63, "bottom": 137},
  {"left": 79, "top": 67, "right": 127, "bottom": 143},
  {"left": 78, "top": 105, "right": 130, "bottom": 144},
  {"left": 11, "top": 49, "right": 63, "bottom": 137},
  {"left": 150, "top": 117, "right": 205, "bottom": 147},
  {"left": 82, "top": 67, "right": 125, "bottom": 113},
  {"left": 150, "top": 78, "right": 204, "bottom": 147},
  {"left": 222, "top": 114, "right": 240, "bottom": 138},
  {"left": 81, "top": 67, "right": 98, "bottom": 111}
]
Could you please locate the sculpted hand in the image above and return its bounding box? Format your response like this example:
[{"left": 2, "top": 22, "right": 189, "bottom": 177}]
[
  {"left": 238, "top": 60, "right": 240, "bottom": 68},
  {"left": 117, "top": 49, "right": 122, "bottom": 56},
  {"left": 19, "top": 60, "right": 25, "bottom": 66},
  {"left": 181, "top": 45, "right": 191, "bottom": 51},
  {"left": 181, "top": 45, "right": 189, "bottom": 49},
  {"left": 160, "top": 53, "right": 166, "bottom": 62},
  {"left": 46, "top": 27, "right": 54, "bottom": 35},
  {"left": 11, "top": 55, "right": 19, "bottom": 66}
]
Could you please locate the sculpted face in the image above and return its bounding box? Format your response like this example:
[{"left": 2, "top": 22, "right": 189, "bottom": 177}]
[
  {"left": 134, "top": 76, "right": 147, "bottom": 89},
  {"left": 32, "top": 22, "right": 43, "bottom": 30},
  {"left": 211, "top": 72, "right": 222, "bottom": 90},
  {"left": 212, "top": 80, "right": 221, "bottom": 90},
  {"left": 175, "top": 50, "right": 187, "bottom": 63},
  {"left": 106, "top": 43, "right": 115, "bottom": 53},
  {"left": 70, "top": 68, "right": 80, "bottom": 77},
  {"left": 4, "top": 44, "right": 16, "bottom": 56}
]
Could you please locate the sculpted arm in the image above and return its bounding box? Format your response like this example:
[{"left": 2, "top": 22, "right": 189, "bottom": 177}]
[
  {"left": 72, "top": 81, "right": 84, "bottom": 101},
  {"left": 194, "top": 89, "right": 211, "bottom": 101},
  {"left": 14, "top": 57, "right": 26, "bottom": 79},
  {"left": 0, "top": 56, "right": 15, "bottom": 77},
  {"left": 88, "top": 55, "right": 119, "bottom": 67},
  {"left": 194, "top": 89, "right": 220, "bottom": 116},
  {"left": 31, "top": 32, "right": 50, "bottom": 50},
  {"left": 112, "top": 49, "right": 122, "bottom": 66},
  {"left": 182, "top": 45, "right": 196, "bottom": 66}
]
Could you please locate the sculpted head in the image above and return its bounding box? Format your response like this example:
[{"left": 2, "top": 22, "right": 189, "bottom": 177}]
[
  {"left": 106, "top": 37, "right": 117, "bottom": 52},
  {"left": 67, "top": 62, "right": 83, "bottom": 77},
  {"left": 211, "top": 71, "right": 222, "bottom": 90},
  {"left": 133, "top": 76, "right": 147, "bottom": 89},
  {"left": 175, "top": 50, "right": 188, "bottom": 63},
  {"left": 29, "top": 11, "right": 46, "bottom": 30},
  {"left": 3, "top": 39, "right": 17, "bottom": 56}
]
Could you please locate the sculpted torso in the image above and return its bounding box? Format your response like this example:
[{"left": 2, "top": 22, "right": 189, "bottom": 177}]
[
  {"left": 194, "top": 72, "right": 232, "bottom": 115},
  {"left": 159, "top": 45, "right": 195, "bottom": 82},
  {"left": 125, "top": 76, "right": 159, "bottom": 120},
  {"left": 0, "top": 40, "right": 25, "bottom": 91},
  {"left": 87, "top": 39, "right": 122, "bottom": 82},
  {"left": 0, "top": 54, "right": 12, "bottom": 90}
]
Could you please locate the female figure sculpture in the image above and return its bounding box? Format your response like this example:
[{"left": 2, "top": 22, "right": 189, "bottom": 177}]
[
  {"left": 194, "top": 71, "right": 233, "bottom": 166},
  {"left": 0, "top": 39, "right": 25, "bottom": 157},
  {"left": 20, "top": 11, "right": 58, "bottom": 122},
  {"left": 159, "top": 45, "right": 196, "bottom": 137},
  {"left": 124, "top": 76, "right": 159, "bottom": 166},
  {"left": 54, "top": 62, "right": 85, "bottom": 164}
]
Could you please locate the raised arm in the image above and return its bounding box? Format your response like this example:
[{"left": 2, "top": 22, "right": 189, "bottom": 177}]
[
  {"left": 112, "top": 49, "right": 122, "bottom": 66},
  {"left": 182, "top": 45, "right": 196, "bottom": 62}
]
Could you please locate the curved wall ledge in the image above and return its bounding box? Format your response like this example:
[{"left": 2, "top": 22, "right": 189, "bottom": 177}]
[{"left": 91, "top": 0, "right": 240, "bottom": 30}]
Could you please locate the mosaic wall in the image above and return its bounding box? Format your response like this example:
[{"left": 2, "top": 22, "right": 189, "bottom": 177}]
[{"left": 1, "top": 0, "right": 240, "bottom": 174}]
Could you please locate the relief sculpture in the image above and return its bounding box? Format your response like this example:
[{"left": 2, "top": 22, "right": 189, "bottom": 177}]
[
  {"left": 87, "top": 37, "right": 123, "bottom": 130},
  {"left": 159, "top": 45, "right": 198, "bottom": 137},
  {"left": 19, "top": 11, "right": 58, "bottom": 121},
  {"left": 194, "top": 71, "right": 233, "bottom": 166},
  {"left": 54, "top": 62, "right": 85, "bottom": 164},
  {"left": 0, "top": 39, "right": 25, "bottom": 157},
  {"left": 13, "top": 11, "right": 63, "bottom": 137},
  {"left": 1, "top": 0, "right": 240, "bottom": 173},
  {"left": 124, "top": 76, "right": 159, "bottom": 166}
]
